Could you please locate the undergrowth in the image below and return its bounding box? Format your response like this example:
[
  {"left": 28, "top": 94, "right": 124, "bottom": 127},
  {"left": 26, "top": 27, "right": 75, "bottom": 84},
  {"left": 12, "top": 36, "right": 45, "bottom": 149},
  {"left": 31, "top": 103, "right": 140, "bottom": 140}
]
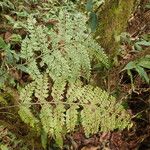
[{"left": 0, "top": 1, "right": 132, "bottom": 149}]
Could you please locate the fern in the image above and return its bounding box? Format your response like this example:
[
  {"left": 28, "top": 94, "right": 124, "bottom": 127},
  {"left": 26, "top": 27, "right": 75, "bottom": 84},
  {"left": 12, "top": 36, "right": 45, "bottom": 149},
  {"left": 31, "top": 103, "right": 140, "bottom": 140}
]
[
  {"left": 66, "top": 83, "right": 131, "bottom": 136},
  {"left": 66, "top": 105, "right": 79, "bottom": 132},
  {"left": 17, "top": 8, "right": 132, "bottom": 148},
  {"left": 35, "top": 74, "right": 49, "bottom": 102},
  {"left": 40, "top": 104, "right": 54, "bottom": 136},
  {"left": 18, "top": 82, "right": 39, "bottom": 129}
]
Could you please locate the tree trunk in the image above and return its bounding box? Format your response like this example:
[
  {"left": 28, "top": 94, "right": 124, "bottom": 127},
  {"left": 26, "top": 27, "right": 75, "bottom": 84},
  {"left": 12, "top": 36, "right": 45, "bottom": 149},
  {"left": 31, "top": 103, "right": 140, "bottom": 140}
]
[{"left": 94, "top": 0, "right": 138, "bottom": 58}]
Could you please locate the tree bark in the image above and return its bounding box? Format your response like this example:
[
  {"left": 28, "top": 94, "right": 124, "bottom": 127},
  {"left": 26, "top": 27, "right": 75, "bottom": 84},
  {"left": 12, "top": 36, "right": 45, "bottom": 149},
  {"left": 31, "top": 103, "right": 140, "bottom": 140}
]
[{"left": 94, "top": 0, "right": 138, "bottom": 58}]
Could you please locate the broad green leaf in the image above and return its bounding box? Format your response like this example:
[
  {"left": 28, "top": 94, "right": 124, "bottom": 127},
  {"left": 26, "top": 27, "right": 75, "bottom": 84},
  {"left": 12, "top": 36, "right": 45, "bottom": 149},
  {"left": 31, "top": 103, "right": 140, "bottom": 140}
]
[
  {"left": 88, "top": 12, "right": 98, "bottom": 32},
  {"left": 86, "top": 0, "right": 93, "bottom": 12},
  {"left": 0, "top": 37, "right": 7, "bottom": 49},
  {"left": 135, "top": 66, "right": 149, "bottom": 83},
  {"left": 127, "top": 69, "right": 133, "bottom": 83},
  {"left": 136, "top": 40, "right": 150, "bottom": 46},
  {"left": 122, "top": 61, "right": 136, "bottom": 71},
  {"left": 127, "top": 69, "right": 135, "bottom": 90},
  {"left": 134, "top": 43, "right": 142, "bottom": 51},
  {"left": 138, "top": 60, "right": 150, "bottom": 69}
]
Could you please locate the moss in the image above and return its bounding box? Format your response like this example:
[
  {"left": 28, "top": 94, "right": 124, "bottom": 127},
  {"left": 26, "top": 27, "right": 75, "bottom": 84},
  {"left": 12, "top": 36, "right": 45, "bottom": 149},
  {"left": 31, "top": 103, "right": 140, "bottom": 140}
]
[
  {"left": 0, "top": 95, "right": 8, "bottom": 106},
  {"left": 94, "top": 0, "right": 137, "bottom": 58}
]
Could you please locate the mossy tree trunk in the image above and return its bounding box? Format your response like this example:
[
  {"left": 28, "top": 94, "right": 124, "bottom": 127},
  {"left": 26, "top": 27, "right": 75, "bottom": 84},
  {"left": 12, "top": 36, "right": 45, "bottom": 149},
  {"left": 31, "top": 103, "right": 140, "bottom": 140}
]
[
  {"left": 94, "top": 0, "right": 138, "bottom": 58},
  {"left": 92, "top": 0, "right": 140, "bottom": 91}
]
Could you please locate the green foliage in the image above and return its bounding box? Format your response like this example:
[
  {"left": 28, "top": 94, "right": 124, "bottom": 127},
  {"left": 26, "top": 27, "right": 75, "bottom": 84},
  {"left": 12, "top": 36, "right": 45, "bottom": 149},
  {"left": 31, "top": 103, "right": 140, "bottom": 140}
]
[
  {"left": 0, "top": 1, "right": 132, "bottom": 148},
  {"left": 0, "top": 0, "right": 14, "bottom": 10},
  {"left": 134, "top": 37, "right": 150, "bottom": 51},
  {"left": 88, "top": 12, "right": 98, "bottom": 32},
  {"left": 16, "top": 8, "right": 131, "bottom": 148},
  {"left": 0, "top": 37, "right": 17, "bottom": 89},
  {"left": 85, "top": 0, "right": 99, "bottom": 32},
  {"left": 120, "top": 32, "right": 150, "bottom": 51},
  {"left": 123, "top": 55, "right": 150, "bottom": 84},
  {"left": 86, "top": 0, "right": 93, "bottom": 12}
]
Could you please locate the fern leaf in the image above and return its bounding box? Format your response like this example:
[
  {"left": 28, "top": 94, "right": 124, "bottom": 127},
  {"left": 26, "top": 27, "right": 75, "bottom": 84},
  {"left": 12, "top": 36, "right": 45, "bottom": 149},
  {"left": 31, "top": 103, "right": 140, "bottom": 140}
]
[
  {"left": 40, "top": 104, "right": 54, "bottom": 136},
  {"left": 18, "top": 106, "right": 39, "bottom": 128},
  {"left": 16, "top": 10, "right": 131, "bottom": 148},
  {"left": 27, "top": 59, "right": 41, "bottom": 80},
  {"left": 44, "top": 51, "right": 71, "bottom": 81},
  {"left": 66, "top": 81, "right": 85, "bottom": 103},
  {"left": 19, "top": 82, "right": 35, "bottom": 104},
  {"left": 66, "top": 83, "right": 131, "bottom": 135},
  {"left": 19, "top": 82, "right": 39, "bottom": 129},
  {"left": 66, "top": 105, "right": 79, "bottom": 132},
  {"left": 35, "top": 74, "right": 49, "bottom": 102},
  {"left": 20, "top": 37, "right": 34, "bottom": 60},
  {"left": 81, "top": 104, "right": 100, "bottom": 137},
  {"left": 85, "top": 39, "right": 110, "bottom": 68},
  {"left": 51, "top": 78, "right": 66, "bottom": 102},
  {"left": 53, "top": 104, "right": 65, "bottom": 147}
]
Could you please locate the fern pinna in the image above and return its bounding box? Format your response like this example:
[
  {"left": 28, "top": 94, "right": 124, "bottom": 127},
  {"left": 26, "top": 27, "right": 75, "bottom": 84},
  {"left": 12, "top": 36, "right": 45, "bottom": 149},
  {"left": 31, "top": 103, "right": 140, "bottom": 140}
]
[{"left": 18, "top": 8, "right": 131, "bottom": 147}]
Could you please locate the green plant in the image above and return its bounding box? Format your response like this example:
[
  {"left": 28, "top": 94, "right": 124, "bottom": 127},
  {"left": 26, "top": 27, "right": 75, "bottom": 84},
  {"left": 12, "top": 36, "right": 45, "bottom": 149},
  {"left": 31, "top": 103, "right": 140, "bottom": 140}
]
[
  {"left": 84, "top": 0, "right": 104, "bottom": 32},
  {"left": 16, "top": 8, "right": 131, "bottom": 148},
  {"left": 123, "top": 55, "right": 150, "bottom": 87},
  {"left": 0, "top": 0, "right": 14, "bottom": 10},
  {"left": 0, "top": 2, "right": 132, "bottom": 149},
  {"left": 0, "top": 37, "right": 17, "bottom": 89},
  {"left": 134, "top": 37, "right": 150, "bottom": 51}
]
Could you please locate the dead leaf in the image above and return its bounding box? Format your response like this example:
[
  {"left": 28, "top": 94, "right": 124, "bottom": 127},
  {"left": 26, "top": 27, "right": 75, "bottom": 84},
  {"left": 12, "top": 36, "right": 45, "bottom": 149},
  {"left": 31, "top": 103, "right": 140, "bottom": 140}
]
[{"left": 4, "top": 32, "right": 12, "bottom": 43}]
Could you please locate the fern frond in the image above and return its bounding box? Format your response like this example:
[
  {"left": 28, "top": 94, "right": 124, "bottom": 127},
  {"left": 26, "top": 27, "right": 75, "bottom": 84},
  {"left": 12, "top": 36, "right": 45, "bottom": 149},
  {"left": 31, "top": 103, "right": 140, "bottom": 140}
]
[
  {"left": 66, "top": 105, "right": 79, "bottom": 132},
  {"left": 44, "top": 51, "right": 71, "bottom": 81},
  {"left": 55, "top": 8, "right": 109, "bottom": 69},
  {"left": 18, "top": 106, "right": 39, "bottom": 128},
  {"left": 40, "top": 104, "right": 54, "bottom": 136},
  {"left": 27, "top": 59, "right": 41, "bottom": 80},
  {"left": 16, "top": 9, "right": 131, "bottom": 148},
  {"left": 20, "top": 37, "right": 34, "bottom": 60},
  {"left": 53, "top": 104, "right": 65, "bottom": 147},
  {"left": 18, "top": 82, "right": 39, "bottom": 128},
  {"left": 85, "top": 39, "right": 110, "bottom": 68},
  {"left": 81, "top": 104, "right": 101, "bottom": 137},
  {"left": 35, "top": 74, "right": 49, "bottom": 102},
  {"left": 66, "top": 83, "right": 131, "bottom": 136},
  {"left": 51, "top": 78, "right": 66, "bottom": 102},
  {"left": 66, "top": 81, "right": 84, "bottom": 103},
  {"left": 26, "top": 15, "right": 37, "bottom": 33},
  {"left": 19, "top": 82, "right": 35, "bottom": 104}
]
